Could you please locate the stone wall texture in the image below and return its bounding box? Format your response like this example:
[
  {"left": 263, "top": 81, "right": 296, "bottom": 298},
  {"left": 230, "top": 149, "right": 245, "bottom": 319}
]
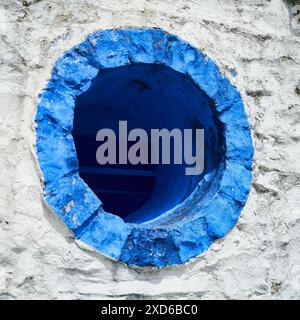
[{"left": 0, "top": 0, "right": 300, "bottom": 299}]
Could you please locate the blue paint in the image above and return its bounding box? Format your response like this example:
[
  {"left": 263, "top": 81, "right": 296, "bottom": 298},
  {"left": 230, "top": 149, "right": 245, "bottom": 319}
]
[
  {"left": 35, "top": 28, "right": 253, "bottom": 268},
  {"left": 72, "top": 63, "right": 222, "bottom": 222}
]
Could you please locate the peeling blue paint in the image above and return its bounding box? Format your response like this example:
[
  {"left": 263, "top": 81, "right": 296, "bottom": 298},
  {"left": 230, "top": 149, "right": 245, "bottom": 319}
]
[{"left": 35, "top": 28, "right": 253, "bottom": 268}]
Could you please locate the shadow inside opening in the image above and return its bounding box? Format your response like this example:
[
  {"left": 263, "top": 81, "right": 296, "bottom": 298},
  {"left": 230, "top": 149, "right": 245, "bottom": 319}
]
[{"left": 72, "top": 63, "right": 221, "bottom": 224}]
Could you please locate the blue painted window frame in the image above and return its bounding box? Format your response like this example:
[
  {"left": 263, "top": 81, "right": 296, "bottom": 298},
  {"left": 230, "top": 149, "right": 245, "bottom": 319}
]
[{"left": 35, "top": 28, "right": 253, "bottom": 268}]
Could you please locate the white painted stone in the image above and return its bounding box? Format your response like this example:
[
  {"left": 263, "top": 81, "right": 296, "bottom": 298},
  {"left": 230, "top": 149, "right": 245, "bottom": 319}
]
[{"left": 0, "top": 0, "right": 300, "bottom": 299}]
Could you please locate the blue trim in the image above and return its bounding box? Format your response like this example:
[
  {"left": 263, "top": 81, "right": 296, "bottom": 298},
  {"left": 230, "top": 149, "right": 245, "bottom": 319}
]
[{"left": 35, "top": 28, "right": 253, "bottom": 267}]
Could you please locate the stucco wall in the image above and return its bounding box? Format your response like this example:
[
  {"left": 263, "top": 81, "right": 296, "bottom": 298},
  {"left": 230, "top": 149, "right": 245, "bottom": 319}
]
[{"left": 0, "top": 0, "right": 300, "bottom": 299}]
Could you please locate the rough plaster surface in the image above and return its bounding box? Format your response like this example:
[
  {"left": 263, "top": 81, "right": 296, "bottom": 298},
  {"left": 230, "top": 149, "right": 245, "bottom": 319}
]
[{"left": 0, "top": 0, "right": 300, "bottom": 299}]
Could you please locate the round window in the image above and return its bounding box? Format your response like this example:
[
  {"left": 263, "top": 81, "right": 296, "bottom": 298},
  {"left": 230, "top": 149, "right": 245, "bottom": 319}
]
[{"left": 35, "top": 28, "right": 253, "bottom": 268}]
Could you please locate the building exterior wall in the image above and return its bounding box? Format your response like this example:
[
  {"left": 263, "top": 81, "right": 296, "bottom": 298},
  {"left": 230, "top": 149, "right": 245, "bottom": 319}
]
[{"left": 0, "top": 0, "right": 300, "bottom": 299}]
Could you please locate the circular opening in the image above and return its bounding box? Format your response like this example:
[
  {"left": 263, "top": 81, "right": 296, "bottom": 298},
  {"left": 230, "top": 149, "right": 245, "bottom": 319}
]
[
  {"left": 36, "top": 28, "right": 253, "bottom": 267},
  {"left": 72, "top": 63, "right": 223, "bottom": 224}
]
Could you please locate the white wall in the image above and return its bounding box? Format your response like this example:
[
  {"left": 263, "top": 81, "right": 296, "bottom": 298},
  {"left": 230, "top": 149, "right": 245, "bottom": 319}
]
[{"left": 0, "top": 0, "right": 300, "bottom": 299}]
